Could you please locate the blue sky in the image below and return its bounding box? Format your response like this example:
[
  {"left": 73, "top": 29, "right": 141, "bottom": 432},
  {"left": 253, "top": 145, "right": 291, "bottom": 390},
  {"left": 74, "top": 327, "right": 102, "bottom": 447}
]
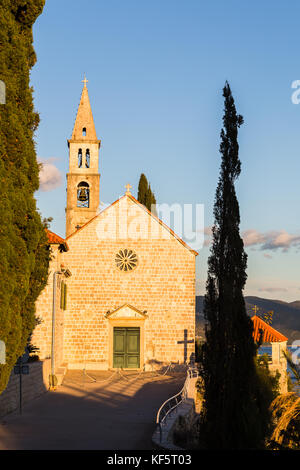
[{"left": 33, "top": 0, "right": 300, "bottom": 301}]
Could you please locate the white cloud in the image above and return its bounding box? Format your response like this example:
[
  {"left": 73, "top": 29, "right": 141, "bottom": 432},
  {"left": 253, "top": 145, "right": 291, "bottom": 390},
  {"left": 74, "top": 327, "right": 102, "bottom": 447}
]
[
  {"left": 242, "top": 229, "right": 300, "bottom": 252},
  {"left": 202, "top": 227, "right": 300, "bottom": 252},
  {"left": 242, "top": 229, "right": 266, "bottom": 247},
  {"left": 38, "top": 157, "right": 62, "bottom": 192},
  {"left": 258, "top": 287, "right": 288, "bottom": 293}
]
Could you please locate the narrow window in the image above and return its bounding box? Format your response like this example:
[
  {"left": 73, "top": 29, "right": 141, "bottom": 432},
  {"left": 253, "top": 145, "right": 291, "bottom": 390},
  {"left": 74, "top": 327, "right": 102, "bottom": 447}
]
[
  {"left": 60, "top": 281, "right": 67, "bottom": 310},
  {"left": 85, "top": 149, "right": 90, "bottom": 168},
  {"left": 77, "top": 181, "right": 90, "bottom": 208},
  {"left": 78, "top": 148, "right": 82, "bottom": 168},
  {"left": 82, "top": 127, "right": 86, "bottom": 137}
]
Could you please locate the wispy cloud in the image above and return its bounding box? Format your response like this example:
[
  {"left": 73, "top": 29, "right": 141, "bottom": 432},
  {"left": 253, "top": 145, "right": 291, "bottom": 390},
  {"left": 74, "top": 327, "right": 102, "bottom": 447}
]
[
  {"left": 258, "top": 287, "right": 288, "bottom": 293},
  {"left": 242, "top": 229, "right": 266, "bottom": 247},
  {"left": 202, "top": 227, "right": 300, "bottom": 252},
  {"left": 242, "top": 229, "right": 300, "bottom": 252},
  {"left": 38, "top": 157, "right": 62, "bottom": 191}
]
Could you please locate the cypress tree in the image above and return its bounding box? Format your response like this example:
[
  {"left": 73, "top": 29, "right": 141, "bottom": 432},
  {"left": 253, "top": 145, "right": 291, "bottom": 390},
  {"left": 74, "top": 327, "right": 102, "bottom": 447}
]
[
  {"left": 0, "top": 0, "right": 49, "bottom": 393},
  {"left": 137, "top": 173, "right": 148, "bottom": 207},
  {"left": 146, "top": 184, "right": 157, "bottom": 215},
  {"left": 137, "top": 173, "right": 157, "bottom": 214},
  {"left": 200, "top": 82, "right": 266, "bottom": 448}
]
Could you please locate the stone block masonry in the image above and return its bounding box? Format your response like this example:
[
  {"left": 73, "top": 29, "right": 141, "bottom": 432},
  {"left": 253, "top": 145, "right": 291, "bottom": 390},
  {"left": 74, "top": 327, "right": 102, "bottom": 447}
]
[{"left": 61, "top": 195, "right": 196, "bottom": 369}]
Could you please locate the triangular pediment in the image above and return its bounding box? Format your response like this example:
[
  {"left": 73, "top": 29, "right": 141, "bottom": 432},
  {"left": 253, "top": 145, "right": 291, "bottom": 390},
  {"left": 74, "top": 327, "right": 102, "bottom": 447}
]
[
  {"left": 66, "top": 194, "right": 198, "bottom": 256},
  {"left": 105, "top": 304, "right": 147, "bottom": 320}
]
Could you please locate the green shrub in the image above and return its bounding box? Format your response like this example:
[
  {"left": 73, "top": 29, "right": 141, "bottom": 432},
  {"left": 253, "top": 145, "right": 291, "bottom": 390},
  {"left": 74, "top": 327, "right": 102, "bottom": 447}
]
[{"left": 0, "top": 0, "right": 49, "bottom": 393}]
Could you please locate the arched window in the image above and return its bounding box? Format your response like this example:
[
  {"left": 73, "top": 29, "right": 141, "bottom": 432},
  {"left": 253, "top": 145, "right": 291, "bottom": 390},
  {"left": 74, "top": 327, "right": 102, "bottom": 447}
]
[
  {"left": 85, "top": 149, "right": 90, "bottom": 168},
  {"left": 82, "top": 127, "right": 86, "bottom": 137},
  {"left": 78, "top": 148, "right": 82, "bottom": 168},
  {"left": 77, "top": 181, "right": 90, "bottom": 208}
]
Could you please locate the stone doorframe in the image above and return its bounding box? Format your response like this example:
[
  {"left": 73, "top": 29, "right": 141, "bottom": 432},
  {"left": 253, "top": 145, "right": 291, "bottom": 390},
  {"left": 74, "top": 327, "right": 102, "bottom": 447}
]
[{"left": 105, "top": 304, "right": 148, "bottom": 370}]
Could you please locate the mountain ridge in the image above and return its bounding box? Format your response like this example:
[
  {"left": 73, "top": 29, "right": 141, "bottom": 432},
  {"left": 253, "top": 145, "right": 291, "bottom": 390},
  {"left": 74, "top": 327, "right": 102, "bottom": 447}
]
[{"left": 196, "top": 295, "right": 300, "bottom": 343}]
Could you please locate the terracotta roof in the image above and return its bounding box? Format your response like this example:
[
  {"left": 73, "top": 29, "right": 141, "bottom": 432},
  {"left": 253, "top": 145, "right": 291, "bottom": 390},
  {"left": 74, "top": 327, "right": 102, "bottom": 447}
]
[
  {"left": 67, "top": 193, "right": 198, "bottom": 256},
  {"left": 251, "top": 315, "right": 288, "bottom": 343},
  {"left": 46, "top": 230, "right": 69, "bottom": 251}
]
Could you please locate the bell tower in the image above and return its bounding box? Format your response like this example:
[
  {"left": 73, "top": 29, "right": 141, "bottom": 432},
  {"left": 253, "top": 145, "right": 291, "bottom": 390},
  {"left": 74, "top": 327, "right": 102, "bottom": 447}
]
[{"left": 66, "top": 77, "right": 101, "bottom": 237}]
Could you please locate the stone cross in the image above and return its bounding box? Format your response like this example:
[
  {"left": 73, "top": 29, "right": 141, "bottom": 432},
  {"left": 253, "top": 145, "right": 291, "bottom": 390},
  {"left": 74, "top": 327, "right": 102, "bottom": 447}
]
[
  {"left": 82, "top": 75, "right": 88, "bottom": 87},
  {"left": 177, "top": 329, "right": 194, "bottom": 364},
  {"left": 125, "top": 183, "right": 132, "bottom": 195},
  {"left": 252, "top": 305, "right": 259, "bottom": 315}
]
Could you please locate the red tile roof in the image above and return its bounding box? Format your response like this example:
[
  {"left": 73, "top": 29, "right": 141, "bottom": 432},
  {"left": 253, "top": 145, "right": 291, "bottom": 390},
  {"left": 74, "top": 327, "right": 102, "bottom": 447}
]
[
  {"left": 251, "top": 315, "right": 288, "bottom": 343},
  {"left": 46, "top": 230, "right": 69, "bottom": 251}
]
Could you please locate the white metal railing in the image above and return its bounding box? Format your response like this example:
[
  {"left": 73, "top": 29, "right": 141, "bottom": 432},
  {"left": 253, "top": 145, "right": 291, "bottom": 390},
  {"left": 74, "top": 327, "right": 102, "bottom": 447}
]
[{"left": 155, "top": 366, "right": 199, "bottom": 442}]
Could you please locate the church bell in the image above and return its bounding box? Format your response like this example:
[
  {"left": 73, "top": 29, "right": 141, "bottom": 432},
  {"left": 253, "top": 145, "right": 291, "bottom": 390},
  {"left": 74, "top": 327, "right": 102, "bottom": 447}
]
[{"left": 78, "top": 188, "right": 88, "bottom": 201}]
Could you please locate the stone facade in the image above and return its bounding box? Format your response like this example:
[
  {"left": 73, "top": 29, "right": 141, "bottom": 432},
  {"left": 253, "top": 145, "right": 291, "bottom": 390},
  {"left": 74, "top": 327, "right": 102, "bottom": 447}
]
[
  {"left": 61, "top": 194, "right": 196, "bottom": 370},
  {"left": 32, "top": 244, "right": 66, "bottom": 370},
  {"left": 34, "top": 195, "right": 197, "bottom": 372}
]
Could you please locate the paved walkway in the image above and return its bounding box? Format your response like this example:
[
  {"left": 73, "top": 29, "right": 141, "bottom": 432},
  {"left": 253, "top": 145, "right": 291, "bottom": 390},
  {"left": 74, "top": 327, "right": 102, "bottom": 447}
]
[{"left": 0, "top": 369, "right": 185, "bottom": 450}]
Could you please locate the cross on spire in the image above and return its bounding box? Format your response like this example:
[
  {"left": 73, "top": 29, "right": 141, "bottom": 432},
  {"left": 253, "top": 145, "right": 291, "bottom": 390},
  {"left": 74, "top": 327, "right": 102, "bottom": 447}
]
[
  {"left": 70, "top": 75, "right": 98, "bottom": 142},
  {"left": 82, "top": 74, "right": 88, "bottom": 88},
  {"left": 125, "top": 183, "right": 132, "bottom": 195}
]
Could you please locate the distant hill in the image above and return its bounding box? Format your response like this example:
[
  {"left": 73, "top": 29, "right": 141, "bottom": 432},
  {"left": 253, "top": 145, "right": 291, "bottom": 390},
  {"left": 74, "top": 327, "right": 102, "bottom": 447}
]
[
  {"left": 196, "top": 296, "right": 300, "bottom": 343},
  {"left": 289, "top": 301, "right": 300, "bottom": 309}
]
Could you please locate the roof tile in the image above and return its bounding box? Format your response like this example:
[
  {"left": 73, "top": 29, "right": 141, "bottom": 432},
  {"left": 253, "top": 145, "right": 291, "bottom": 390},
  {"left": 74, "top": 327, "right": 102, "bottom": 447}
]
[{"left": 251, "top": 315, "right": 288, "bottom": 343}]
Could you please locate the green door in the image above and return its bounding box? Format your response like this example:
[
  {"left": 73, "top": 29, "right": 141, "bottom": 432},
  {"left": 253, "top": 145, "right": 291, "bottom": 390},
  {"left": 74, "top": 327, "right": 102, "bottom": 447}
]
[{"left": 113, "top": 327, "right": 140, "bottom": 368}]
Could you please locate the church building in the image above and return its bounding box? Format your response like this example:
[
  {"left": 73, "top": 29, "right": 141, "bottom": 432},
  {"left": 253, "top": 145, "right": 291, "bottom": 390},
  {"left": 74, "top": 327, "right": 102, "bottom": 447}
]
[{"left": 32, "top": 79, "right": 197, "bottom": 376}]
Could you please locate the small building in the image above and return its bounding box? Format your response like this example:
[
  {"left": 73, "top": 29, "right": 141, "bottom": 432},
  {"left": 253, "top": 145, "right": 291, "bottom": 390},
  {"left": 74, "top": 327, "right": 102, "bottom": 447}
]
[{"left": 251, "top": 315, "right": 288, "bottom": 393}]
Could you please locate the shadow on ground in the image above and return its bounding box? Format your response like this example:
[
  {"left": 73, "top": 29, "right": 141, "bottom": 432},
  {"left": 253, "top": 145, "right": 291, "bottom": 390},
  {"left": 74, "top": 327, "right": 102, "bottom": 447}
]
[{"left": 0, "top": 370, "right": 185, "bottom": 450}]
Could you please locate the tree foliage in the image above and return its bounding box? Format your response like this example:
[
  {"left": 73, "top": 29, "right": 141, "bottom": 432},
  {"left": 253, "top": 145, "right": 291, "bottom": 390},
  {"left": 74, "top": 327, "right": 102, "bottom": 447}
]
[
  {"left": 0, "top": 0, "right": 49, "bottom": 393},
  {"left": 199, "top": 82, "right": 271, "bottom": 448},
  {"left": 269, "top": 393, "right": 300, "bottom": 449},
  {"left": 268, "top": 351, "right": 300, "bottom": 449},
  {"left": 137, "top": 173, "right": 157, "bottom": 214}
]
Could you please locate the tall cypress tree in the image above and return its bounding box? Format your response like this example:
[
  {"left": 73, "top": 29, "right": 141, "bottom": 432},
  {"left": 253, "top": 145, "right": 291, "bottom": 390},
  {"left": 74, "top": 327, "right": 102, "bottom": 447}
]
[
  {"left": 146, "top": 184, "right": 157, "bottom": 216},
  {"left": 137, "top": 173, "right": 148, "bottom": 207},
  {"left": 0, "top": 0, "right": 49, "bottom": 393},
  {"left": 200, "top": 82, "right": 265, "bottom": 449},
  {"left": 137, "top": 173, "right": 157, "bottom": 214}
]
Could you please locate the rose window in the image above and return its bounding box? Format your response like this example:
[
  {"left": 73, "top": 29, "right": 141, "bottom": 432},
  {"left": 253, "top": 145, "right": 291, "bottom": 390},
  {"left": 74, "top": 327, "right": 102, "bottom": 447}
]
[{"left": 115, "top": 249, "right": 138, "bottom": 272}]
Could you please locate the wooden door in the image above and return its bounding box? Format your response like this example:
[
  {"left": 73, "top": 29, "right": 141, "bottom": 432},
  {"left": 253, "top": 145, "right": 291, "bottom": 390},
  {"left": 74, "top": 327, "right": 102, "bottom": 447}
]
[{"left": 113, "top": 327, "right": 140, "bottom": 368}]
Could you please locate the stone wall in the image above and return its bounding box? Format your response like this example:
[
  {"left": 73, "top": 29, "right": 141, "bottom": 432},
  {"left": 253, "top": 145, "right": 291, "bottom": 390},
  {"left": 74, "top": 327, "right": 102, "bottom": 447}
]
[
  {"left": 269, "top": 341, "right": 288, "bottom": 394},
  {"left": 0, "top": 359, "right": 51, "bottom": 418},
  {"left": 32, "top": 246, "right": 65, "bottom": 370}
]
